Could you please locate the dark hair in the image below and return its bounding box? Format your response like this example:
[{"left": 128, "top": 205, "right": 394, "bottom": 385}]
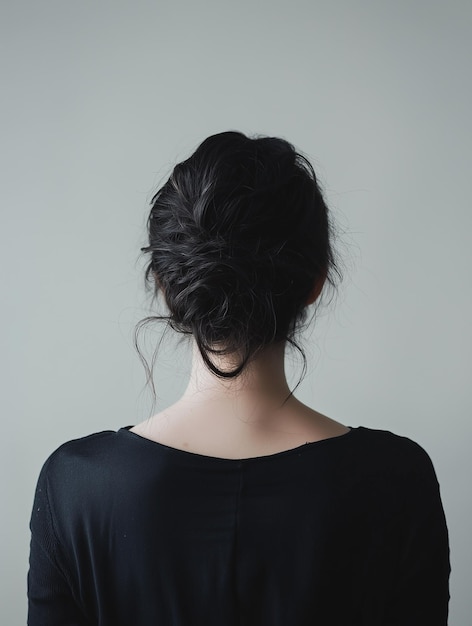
[{"left": 135, "top": 131, "right": 341, "bottom": 404}]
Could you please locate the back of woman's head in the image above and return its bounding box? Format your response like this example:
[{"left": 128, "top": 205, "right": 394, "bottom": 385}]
[{"left": 139, "top": 130, "right": 340, "bottom": 379}]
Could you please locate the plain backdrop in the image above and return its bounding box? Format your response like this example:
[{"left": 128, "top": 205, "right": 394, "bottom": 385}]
[{"left": 2, "top": 0, "right": 471, "bottom": 624}]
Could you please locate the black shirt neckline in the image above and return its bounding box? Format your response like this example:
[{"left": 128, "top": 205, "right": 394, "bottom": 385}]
[{"left": 118, "top": 424, "right": 358, "bottom": 464}]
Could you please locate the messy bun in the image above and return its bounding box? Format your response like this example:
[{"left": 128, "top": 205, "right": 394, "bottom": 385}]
[{"left": 135, "top": 131, "right": 341, "bottom": 389}]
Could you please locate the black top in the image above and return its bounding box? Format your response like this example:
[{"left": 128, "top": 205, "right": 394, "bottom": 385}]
[{"left": 28, "top": 425, "right": 451, "bottom": 625}]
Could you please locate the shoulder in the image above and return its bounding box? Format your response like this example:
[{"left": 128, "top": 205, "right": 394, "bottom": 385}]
[
  {"left": 353, "top": 426, "right": 440, "bottom": 483},
  {"left": 356, "top": 425, "right": 435, "bottom": 458},
  {"left": 30, "top": 430, "right": 122, "bottom": 537},
  {"left": 42, "top": 429, "right": 117, "bottom": 465},
  {"left": 36, "top": 429, "right": 123, "bottom": 494}
]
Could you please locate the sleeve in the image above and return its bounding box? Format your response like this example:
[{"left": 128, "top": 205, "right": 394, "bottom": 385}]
[
  {"left": 385, "top": 443, "right": 451, "bottom": 625},
  {"left": 27, "top": 456, "right": 90, "bottom": 626}
]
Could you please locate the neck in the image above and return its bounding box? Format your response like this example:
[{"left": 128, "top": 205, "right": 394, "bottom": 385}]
[{"left": 181, "top": 340, "right": 294, "bottom": 425}]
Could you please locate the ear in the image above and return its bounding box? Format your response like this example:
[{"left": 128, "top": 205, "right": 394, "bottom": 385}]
[{"left": 306, "top": 270, "right": 327, "bottom": 305}]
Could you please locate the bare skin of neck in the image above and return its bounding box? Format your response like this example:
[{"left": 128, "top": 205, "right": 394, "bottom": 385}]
[{"left": 131, "top": 340, "right": 350, "bottom": 459}]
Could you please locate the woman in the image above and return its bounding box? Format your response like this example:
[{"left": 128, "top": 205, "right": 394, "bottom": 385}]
[{"left": 28, "top": 131, "right": 450, "bottom": 625}]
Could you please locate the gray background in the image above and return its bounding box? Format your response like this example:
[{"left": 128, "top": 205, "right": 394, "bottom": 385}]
[{"left": 2, "top": 0, "right": 470, "bottom": 623}]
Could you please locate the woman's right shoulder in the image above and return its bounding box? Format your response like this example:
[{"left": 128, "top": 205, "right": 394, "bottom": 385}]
[{"left": 352, "top": 426, "right": 440, "bottom": 481}]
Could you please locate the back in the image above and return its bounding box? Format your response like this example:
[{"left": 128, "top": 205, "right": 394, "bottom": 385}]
[{"left": 28, "top": 425, "right": 450, "bottom": 625}]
